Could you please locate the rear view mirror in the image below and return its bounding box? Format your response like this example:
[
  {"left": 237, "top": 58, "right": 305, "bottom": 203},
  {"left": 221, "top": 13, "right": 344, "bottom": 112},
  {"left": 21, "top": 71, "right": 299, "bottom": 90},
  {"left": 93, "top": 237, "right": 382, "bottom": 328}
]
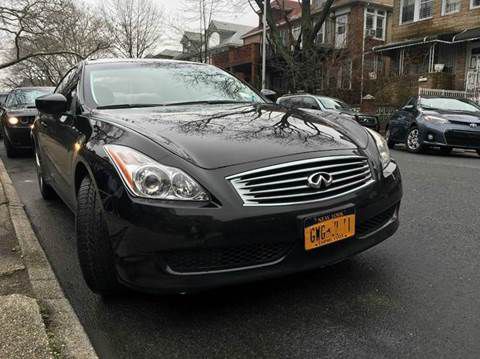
[
  {"left": 261, "top": 89, "right": 277, "bottom": 101},
  {"left": 36, "top": 93, "right": 68, "bottom": 115}
]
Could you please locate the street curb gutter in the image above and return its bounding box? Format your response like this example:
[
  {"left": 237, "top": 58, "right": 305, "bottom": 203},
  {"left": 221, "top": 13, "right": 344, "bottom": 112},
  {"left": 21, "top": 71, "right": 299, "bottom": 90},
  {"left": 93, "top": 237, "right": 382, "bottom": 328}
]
[{"left": 0, "top": 158, "right": 98, "bottom": 359}]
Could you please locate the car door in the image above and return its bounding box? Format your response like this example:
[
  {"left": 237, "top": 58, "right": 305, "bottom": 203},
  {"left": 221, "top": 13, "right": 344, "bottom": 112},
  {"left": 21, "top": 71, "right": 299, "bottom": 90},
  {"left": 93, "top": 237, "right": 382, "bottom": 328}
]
[
  {"left": 44, "top": 70, "right": 86, "bottom": 208},
  {"left": 36, "top": 70, "right": 76, "bottom": 188},
  {"left": 388, "top": 97, "right": 417, "bottom": 142}
]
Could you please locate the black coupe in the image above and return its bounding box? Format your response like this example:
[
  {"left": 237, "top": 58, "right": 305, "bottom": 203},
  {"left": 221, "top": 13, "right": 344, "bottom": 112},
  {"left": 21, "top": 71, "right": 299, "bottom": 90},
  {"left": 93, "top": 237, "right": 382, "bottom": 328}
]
[
  {"left": 1, "top": 87, "right": 54, "bottom": 157},
  {"left": 386, "top": 96, "right": 480, "bottom": 155},
  {"left": 34, "top": 59, "right": 402, "bottom": 295}
]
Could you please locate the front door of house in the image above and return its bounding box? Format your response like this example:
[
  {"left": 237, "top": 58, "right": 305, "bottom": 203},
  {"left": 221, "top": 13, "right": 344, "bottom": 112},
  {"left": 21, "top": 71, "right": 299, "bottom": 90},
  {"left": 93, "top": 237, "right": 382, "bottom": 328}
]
[{"left": 466, "top": 44, "right": 480, "bottom": 93}]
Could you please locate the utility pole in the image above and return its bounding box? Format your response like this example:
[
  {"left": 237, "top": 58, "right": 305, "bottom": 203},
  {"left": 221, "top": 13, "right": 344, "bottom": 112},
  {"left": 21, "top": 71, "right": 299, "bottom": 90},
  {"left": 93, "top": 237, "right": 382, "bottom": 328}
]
[{"left": 261, "top": 0, "right": 267, "bottom": 90}]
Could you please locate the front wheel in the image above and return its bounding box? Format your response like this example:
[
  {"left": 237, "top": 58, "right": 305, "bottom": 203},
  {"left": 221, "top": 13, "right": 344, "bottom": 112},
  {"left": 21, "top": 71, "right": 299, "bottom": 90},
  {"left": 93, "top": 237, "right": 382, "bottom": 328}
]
[
  {"left": 76, "top": 176, "right": 122, "bottom": 296},
  {"left": 35, "top": 150, "right": 57, "bottom": 200},
  {"left": 385, "top": 128, "right": 396, "bottom": 149},
  {"left": 4, "top": 135, "right": 18, "bottom": 158},
  {"left": 405, "top": 127, "right": 424, "bottom": 153}
]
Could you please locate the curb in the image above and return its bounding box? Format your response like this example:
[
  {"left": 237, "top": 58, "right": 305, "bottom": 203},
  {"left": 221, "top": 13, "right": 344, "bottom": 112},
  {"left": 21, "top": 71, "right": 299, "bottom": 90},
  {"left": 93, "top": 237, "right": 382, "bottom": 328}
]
[{"left": 0, "top": 158, "right": 98, "bottom": 359}]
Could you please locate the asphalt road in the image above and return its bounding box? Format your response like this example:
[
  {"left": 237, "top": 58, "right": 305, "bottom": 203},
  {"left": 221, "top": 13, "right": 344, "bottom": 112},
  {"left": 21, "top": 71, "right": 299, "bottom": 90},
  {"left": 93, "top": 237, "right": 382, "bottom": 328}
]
[{"left": 2, "top": 144, "right": 480, "bottom": 359}]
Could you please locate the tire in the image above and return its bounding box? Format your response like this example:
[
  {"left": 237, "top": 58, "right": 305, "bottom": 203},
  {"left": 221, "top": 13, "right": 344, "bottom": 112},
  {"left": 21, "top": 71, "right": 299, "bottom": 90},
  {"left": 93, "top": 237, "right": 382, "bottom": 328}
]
[
  {"left": 385, "top": 127, "right": 396, "bottom": 149},
  {"left": 439, "top": 147, "right": 453, "bottom": 155},
  {"left": 34, "top": 150, "right": 57, "bottom": 200},
  {"left": 76, "top": 176, "right": 122, "bottom": 296},
  {"left": 405, "top": 127, "right": 424, "bottom": 153},
  {"left": 4, "top": 135, "right": 18, "bottom": 158}
]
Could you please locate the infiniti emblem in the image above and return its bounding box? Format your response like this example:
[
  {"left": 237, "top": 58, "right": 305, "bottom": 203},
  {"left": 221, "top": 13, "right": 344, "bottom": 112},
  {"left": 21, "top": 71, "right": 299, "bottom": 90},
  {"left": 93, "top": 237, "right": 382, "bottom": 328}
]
[
  {"left": 470, "top": 123, "right": 478, "bottom": 128},
  {"left": 307, "top": 172, "right": 333, "bottom": 189}
]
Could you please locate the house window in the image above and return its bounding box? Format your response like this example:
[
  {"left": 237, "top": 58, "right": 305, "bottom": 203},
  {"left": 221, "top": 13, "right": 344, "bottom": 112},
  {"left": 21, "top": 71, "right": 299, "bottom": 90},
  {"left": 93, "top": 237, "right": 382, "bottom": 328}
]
[
  {"left": 338, "top": 60, "right": 352, "bottom": 89},
  {"left": 335, "top": 14, "right": 348, "bottom": 49},
  {"left": 442, "top": 0, "right": 461, "bottom": 14},
  {"left": 400, "top": 0, "right": 433, "bottom": 23},
  {"left": 315, "top": 21, "right": 326, "bottom": 44},
  {"left": 471, "top": 0, "right": 480, "bottom": 8},
  {"left": 312, "top": 0, "right": 326, "bottom": 8},
  {"left": 365, "top": 8, "right": 386, "bottom": 40}
]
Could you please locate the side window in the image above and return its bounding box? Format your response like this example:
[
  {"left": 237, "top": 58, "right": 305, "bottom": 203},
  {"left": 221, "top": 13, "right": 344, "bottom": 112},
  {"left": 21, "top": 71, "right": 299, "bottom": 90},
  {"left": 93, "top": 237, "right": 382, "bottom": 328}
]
[
  {"left": 5, "top": 93, "right": 17, "bottom": 108},
  {"left": 57, "top": 68, "right": 81, "bottom": 114},
  {"left": 403, "top": 97, "right": 414, "bottom": 108},
  {"left": 55, "top": 68, "right": 76, "bottom": 95},
  {"left": 302, "top": 97, "right": 320, "bottom": 109}
]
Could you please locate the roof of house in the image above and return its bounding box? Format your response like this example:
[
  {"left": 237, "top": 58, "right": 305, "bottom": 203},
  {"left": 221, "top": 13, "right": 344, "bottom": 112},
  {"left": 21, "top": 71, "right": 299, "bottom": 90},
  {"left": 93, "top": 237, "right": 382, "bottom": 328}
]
[
  {"left": 182, "top": 31, "right": 202, "bottom": 43},
  {"left": 152, "top": 49, "right": 183, "bottom": 59},
  {"left": 208, "top": 20, "right": 255, "bottom": 47}
]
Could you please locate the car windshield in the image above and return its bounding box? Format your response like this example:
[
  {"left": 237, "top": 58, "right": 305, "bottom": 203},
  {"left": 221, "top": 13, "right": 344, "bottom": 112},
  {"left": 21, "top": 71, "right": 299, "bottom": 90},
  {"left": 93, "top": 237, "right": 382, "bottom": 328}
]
[
  {"left": 9, "top": 89, "right": 52, "bottom": 108},
  {"left": 420, "top": 98, "right": 480, "bottom": 112},
  {"left": 317, "top": 97, "right": 351, "bottom": 110},
  {"left": 85, "top": 62, "right": 265, "bottom": 108}
]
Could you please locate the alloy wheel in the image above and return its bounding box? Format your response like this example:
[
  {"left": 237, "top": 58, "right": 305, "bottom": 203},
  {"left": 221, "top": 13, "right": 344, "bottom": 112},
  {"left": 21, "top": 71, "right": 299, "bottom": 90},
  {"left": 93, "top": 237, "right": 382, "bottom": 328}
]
[{"left": 407, "top": 128, "right": 421, "bottom": 151}]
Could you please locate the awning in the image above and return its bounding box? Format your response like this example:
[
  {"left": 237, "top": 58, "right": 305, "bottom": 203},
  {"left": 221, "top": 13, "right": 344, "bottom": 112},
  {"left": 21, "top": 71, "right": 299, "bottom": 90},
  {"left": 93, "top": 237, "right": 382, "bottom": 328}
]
[
  {"left": 453, "top": 27, "right": 480, "bottom": 43},
  {"left": 373, "top": 33, "right": 455, "bottom": 53}
]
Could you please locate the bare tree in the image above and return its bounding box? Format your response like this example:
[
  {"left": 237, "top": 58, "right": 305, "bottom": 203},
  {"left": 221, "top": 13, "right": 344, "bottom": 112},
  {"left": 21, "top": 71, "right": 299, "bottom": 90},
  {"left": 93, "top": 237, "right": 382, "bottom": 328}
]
[
  {"left": 250, "top": 0, "right": 337, "bottom": 93},
  {"left": 0, "top": 0, "right": 108, "bottom": 70},
  {"left": 1, "top": 0, "right": 111, "bottom": 87},
  {"left": 102, "top": 0, "right": 164, "bottom": 58},
  {"left": 181, "top": 0, "right": 247, "bottom": 63}
]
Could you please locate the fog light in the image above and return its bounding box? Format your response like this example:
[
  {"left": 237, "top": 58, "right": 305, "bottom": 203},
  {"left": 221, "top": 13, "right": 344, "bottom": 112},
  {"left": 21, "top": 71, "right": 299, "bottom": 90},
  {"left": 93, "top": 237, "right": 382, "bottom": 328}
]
[
  {"left": 427, "top": 134, "right": 434, "bottom": 141},
  {"left": 8, "top": 117, "right": 19, "bottom": 125}
]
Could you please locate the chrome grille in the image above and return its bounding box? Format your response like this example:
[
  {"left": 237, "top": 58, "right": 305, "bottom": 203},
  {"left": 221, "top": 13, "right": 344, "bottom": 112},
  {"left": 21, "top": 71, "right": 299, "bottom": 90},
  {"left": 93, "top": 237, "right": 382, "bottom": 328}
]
[{"left": 227, "top": 156, "right": 374, "bottom": 206}]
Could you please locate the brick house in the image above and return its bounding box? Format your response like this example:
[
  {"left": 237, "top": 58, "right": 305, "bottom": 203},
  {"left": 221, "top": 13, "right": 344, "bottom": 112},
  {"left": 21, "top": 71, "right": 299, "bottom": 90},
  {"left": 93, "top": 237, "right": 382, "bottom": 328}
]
[
  {"left": 373, "top": 0, "right": 480, "bottom": 96},
  {"left": 177, "top": 21, "right": 254, "bottom": 64},
  {"left": 212, "top": 0, "right": 394, "bottom": 105}
]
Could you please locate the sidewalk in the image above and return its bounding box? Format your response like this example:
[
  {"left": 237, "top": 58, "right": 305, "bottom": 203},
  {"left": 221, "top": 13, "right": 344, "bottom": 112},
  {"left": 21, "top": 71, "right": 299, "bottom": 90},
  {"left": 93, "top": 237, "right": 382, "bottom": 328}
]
[{"left": 0, "top": 158, "right": 98, "bottom": 359}]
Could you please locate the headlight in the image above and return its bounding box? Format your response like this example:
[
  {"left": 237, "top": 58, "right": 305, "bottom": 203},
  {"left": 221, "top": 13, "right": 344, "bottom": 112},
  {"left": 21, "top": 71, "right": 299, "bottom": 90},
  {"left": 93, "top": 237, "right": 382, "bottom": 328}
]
[
  {"left": 366, "top": 128, "right": 390, "bottom": 169},
  {"left": 7, "top": 117, "right": 19, "bottom": 125},
  {"left": 424, "top": 115, "right": 449, "bottom": 124},
  {"left": 104, "top": 145, "right": 210, "bottom": 201}
]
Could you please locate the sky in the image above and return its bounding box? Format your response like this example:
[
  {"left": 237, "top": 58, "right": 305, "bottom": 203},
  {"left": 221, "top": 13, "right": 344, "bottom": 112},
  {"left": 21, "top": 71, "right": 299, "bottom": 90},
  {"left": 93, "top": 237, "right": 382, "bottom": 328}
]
[
  {"left": 0, "top": 0, "right": 260, "bottom": 88},
  {"left": 158, "top": 0, "right": 259, "bottom": 50}
]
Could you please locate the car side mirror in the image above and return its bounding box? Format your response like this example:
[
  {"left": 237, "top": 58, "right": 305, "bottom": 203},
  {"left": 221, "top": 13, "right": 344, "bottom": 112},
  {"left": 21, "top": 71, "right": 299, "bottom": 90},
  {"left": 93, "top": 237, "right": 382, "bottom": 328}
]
[
  {"left": 36, "top": 93, "right": 68, "bottom": 115},
  {"left": 402, "top": 104, "right": 414, "bottom": 111},
  {"left": 261, "top": 89, "right": 277, "bottom": 102}
]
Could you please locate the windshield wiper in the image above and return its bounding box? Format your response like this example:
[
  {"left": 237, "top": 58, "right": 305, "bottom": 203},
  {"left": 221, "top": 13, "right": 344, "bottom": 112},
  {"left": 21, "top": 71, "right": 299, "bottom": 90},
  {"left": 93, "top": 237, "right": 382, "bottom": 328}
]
[
  {"left": 96, "top": 103, "right": 164, "bottom": 110},
  {"left": 162, "top": 100, "right": 252, "bottom": 106}
]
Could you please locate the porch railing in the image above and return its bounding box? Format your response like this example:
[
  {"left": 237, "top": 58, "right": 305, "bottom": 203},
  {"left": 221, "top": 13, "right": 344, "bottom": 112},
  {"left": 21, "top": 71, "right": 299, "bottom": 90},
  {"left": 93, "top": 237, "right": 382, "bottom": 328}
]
[{"left": 418, "top": 87, "right": 479, "bottom": 103}]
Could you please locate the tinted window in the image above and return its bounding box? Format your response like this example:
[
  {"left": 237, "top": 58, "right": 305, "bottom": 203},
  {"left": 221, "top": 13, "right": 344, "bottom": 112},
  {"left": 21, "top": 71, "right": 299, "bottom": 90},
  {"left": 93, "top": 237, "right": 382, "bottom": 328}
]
[
  {"left": 0, "top": 94, "right": 7, "bottom": 106},
  {"left": 419, "top": 97, "right": 480, "bottom": 112},
  {"left": 317, "top": 97, "right": 351, "bottom": 110},
  {"left": 84, "top": 62, "right": 264, "bottom": 108},
  {"left": 55, "top": 68, "right": 76, "bottom": 95},
  {"left": 302, "top": 97, "right": 319, "bottom": 109}
]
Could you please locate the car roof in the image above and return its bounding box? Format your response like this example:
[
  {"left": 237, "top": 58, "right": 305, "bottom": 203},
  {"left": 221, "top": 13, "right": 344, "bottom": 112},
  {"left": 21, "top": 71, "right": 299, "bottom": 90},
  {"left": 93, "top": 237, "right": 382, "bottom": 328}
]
[
  {"left": 12, "top": 86, "right": 54, "bottom": 91},
  {"left": 84, "top": 58, "right": 201, "bottom": 66}
]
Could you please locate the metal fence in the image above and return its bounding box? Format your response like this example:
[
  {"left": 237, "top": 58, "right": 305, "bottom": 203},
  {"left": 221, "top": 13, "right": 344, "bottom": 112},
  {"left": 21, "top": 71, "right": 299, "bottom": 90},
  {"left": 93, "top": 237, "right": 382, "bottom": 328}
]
[{"left": 418, "top": 88, "right": 479, "bottom": 103}]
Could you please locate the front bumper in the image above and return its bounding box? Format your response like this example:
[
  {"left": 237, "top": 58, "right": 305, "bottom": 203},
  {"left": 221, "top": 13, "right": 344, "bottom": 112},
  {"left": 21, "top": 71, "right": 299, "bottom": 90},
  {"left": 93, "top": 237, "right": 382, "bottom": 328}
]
[
  {"left": 4, "top": 126, "right": 33, "bottom": 149},
  {"left": 420, "top": 123, "right": 480, "bottom": 150},
  {"left": 102, "top": 161, "right": 402, "bottom": 294}
]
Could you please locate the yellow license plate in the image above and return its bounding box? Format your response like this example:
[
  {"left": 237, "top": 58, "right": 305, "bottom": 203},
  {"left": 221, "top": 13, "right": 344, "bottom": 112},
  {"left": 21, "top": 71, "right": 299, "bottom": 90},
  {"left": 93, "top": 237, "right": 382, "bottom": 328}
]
[{"left": 304, "top": 211, "right": 356, "bottom": 251}]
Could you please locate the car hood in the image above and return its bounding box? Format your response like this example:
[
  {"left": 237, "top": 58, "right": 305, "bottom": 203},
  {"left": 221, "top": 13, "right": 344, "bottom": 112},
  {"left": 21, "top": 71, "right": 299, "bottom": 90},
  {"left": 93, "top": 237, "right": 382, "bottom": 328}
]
[
  {"left": 424, "top": 109, "right": 480, "bottom": 124},
  {"left": 92, "top": 103, "right": 370, "bottom": 169}
]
